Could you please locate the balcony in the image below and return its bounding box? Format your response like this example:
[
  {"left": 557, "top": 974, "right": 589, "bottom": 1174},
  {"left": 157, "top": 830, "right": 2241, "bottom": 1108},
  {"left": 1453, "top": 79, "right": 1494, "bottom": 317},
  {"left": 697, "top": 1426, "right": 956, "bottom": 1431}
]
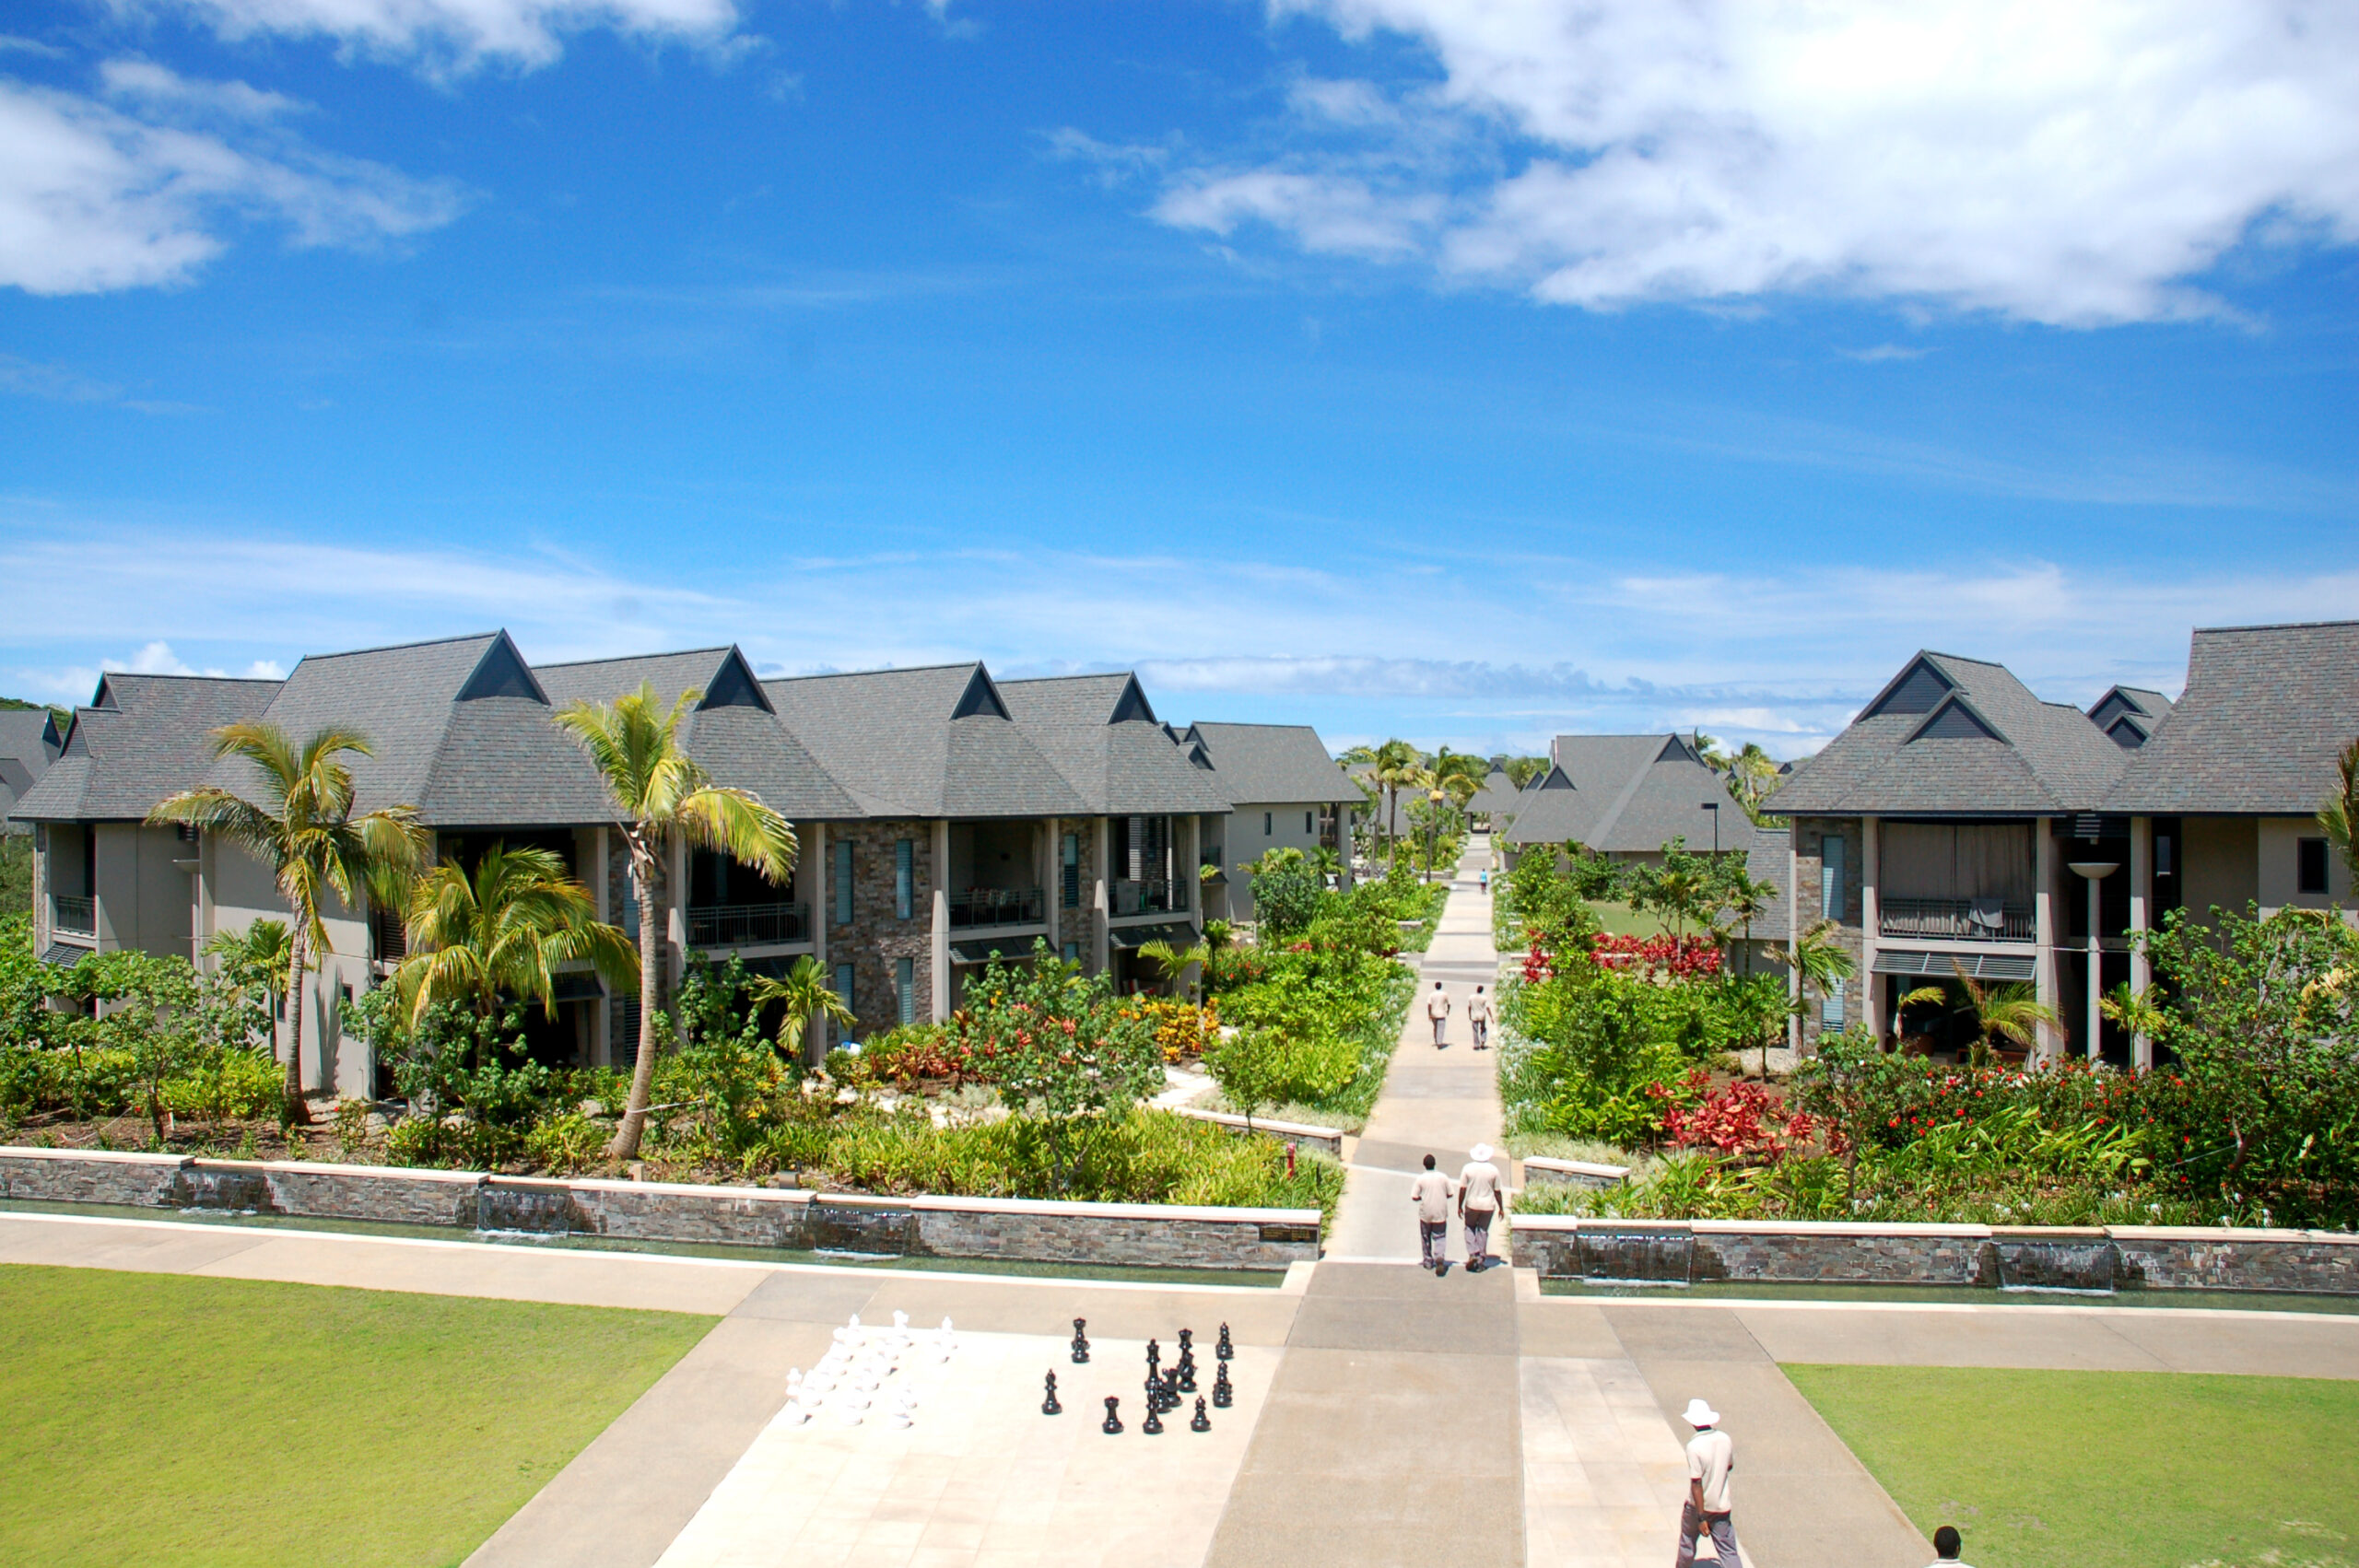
[
  {"left": 51, "top": 894, "right": 96, "bottom": 939},
  {"left": 1111, "top": 878, "right": 1185, "bottom": 917},
  {"left": 687, "top": 901, "right": 809, "bottom": 949},
  {"left": 948, "top": 887, "right": 1045, "bottom": 930},
  {"left": 1880, "top": 895, "right": 2034, "bottom": 943}
]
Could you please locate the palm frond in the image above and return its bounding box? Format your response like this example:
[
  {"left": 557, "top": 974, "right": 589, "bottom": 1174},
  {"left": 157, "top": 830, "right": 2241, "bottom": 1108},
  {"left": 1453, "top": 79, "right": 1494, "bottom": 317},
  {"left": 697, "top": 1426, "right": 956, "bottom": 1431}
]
[{"left": 677, "top": 787, "right": 798, "bottom": 883}]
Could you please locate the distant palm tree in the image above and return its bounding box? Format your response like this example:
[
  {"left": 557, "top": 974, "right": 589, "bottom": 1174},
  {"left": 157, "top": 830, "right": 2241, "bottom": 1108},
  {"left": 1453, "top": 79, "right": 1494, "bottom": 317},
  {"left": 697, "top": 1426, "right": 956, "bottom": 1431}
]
[
  {"left": 1730, "top": 743, "right": 1780, "bottom": 820},
  {"left": 1136, "top": 937, "right": 1213, "bottom": 1001},
  {"left": 1504, "top": 756, "right": 1548, "bottom": 790},
  {"left": 1367, "top": 739, "right": 1423, "bottom": 860},
  {"left": 152, "top": 724, "right": 430, "bottom": 1120},
  {"left": 553, "top": 683, "right": 798, "bottom": 1160},
  {"left": 1780, "top": 918, "right": 1858, "bottom": 1049},
  {"left": 394, "top": 842, "right": 638, "bottom": 1024},
  {"left": 752, "top": 955, "right": 857, "bottom": 1061}
]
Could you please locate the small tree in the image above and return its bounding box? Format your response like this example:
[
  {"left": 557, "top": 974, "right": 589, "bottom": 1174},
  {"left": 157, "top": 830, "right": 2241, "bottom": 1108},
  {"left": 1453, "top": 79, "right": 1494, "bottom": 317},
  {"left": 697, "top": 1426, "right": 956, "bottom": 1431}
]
[
  {"left": 961, "top": 942, "right": 1161, "bottom": 1191},
  {"left": 395, "top": 842, "right": 638, "bottom": 1024},
  {"left": 751, "top": 954, "right": 857, "bottom": 1062},
  {"left": 1244, "top": 848, "right": 1322, "bottom": 935},
  {"left": 1949, "top": 965, "right": 2061, "bottom": 1067},
  {"left": 1206, "top": 1026, "right": 1286, "bottom": 1129},
  {"left": 203, "top": 919, "right": 295, "bottom": 1051}
]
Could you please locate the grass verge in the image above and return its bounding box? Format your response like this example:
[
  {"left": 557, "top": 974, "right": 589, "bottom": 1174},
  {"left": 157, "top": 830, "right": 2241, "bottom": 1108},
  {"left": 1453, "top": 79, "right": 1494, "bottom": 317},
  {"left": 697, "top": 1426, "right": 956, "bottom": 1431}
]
[
  {"left": 1786, "top": 1363, "right": 2359, "bottom": 1568},
  {"left": 0, "top": 1264, "right": 712, "bottom": 1568}
]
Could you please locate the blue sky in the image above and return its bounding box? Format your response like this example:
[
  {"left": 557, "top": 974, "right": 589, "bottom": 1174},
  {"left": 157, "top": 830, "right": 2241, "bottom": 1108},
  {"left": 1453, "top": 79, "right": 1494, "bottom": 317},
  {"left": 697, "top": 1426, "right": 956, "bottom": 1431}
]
[{"left": 2, "top": 1, "right": 2354, "bottom": 757}]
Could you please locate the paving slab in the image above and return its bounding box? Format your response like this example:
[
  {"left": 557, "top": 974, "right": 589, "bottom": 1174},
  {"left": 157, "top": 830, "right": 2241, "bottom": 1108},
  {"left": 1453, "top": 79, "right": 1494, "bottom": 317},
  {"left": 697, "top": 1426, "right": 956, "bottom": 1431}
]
[
  {"left": 1728, "top": 1302, "right": 2173, "bottom": 1374},
  {"left": 191, "top": 1228, "right": 773, "bottom": 1314},
  {"left": 0, "top": 1211, "right": 272, "bottom": 1275}
]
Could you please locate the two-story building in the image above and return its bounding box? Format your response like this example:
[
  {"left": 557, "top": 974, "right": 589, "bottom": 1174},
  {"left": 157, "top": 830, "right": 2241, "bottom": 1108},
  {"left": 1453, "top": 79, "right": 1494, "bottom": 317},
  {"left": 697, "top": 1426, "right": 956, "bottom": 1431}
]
[
  {"left": 1177, "top": 721, "right": 1356, "bottom": 923},
  {"left": 17, "top": 631, "right": 1234, "bottom": 1103}
]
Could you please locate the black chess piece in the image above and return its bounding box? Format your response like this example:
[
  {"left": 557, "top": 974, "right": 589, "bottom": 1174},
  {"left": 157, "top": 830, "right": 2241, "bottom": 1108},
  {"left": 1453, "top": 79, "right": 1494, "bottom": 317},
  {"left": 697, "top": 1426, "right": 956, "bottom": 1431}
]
[
  {"left": 1177, "top": 1351, "right": 1197, "bottom": 1394},
  {"left": 1042, "top": 1371, "right": 1062, "bottom": 1416},
  {"left": 1212, "top": 1361, "right": 1233, "bottom": 1409},
  {"left": 1145, "top": 1337, "right": 1160, "bottom": 1373},
  {"left": 1215, "top": 1323, "right": 1233, "bottom": 1362},
  {"left": 1142, "top": 1398, "right": 1164, "bottom": 1434},
  {"left": 1070, "top": 1318, "right": 1090, "bottom": 1364},
  {"left": 1101, "top": 1396, "right": 1121, "bottom": 1434},
  {"left": 1190, "top": 1396, "right": 1211, "bottom": 1433},
  {"left": 1144, "top": 1370, "right": 1162, "bottom": 1409},
  {"left": 1162, "top": 1367, "right": 1182, "bottom": 1410},
  {"left": 1178, "top": 1328, "right": 1193, "bottom": 1356}
]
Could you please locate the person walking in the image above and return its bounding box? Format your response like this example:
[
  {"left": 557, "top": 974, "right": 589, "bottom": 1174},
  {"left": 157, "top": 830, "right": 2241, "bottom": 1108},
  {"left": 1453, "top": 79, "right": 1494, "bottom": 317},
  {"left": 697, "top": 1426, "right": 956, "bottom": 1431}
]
[
  {"left": 1457, "top": 1143, "right": 1505, "bottom": 1271},
  {"left": 1408, "top": 1153, "right": 1455, "bottom": 1274},
  {"left": 1465, "top": 985, "right": 1494, "bottom": 1051},
  {"left": 1675, "top": 1398, "right": 1741, "bottom": 1568},
  {"left": 1926, "top": 1525, "right": 1975, "bottom": 1567},
  {"left": 1425, "top": 981, "right": 1452, "bottom": 1048}
]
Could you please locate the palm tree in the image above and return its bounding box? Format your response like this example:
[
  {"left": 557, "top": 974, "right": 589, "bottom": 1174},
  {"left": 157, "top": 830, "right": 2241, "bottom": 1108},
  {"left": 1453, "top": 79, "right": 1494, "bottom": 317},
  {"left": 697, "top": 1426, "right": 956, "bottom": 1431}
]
[
  {"left": 150, "top": 725, "right": 430, "bottom": 1121},
  {"left": 1136, "top": 937, "right": 1212, "bottom": 1000},
  {"left": 751, "top": 955, "right": 857, "bottom": 1061},
  {"left": 1730, "top": 743, "right": 1780, "bottom": 821},
  {"left": 2318, "top": 736, "right": 2359, "bottom": 900},
  {"left": 1950, "top": 964, "right": 2062, "bottom": 1066},
  {"left": 203, "top": 919, "right": 296, "bottom": 1051},
  {"left": 1780, "top": 917, "right": 1858, "bottom": 1048},
  {"left": 1369, "top": 739, "right": 1423, "bottom": 861},
  {"left": 394, "top": 842, "right": 638, "bottom": 1025},
  {"left": 552, "top": 683, "right": 798, "bottom": 1160}
]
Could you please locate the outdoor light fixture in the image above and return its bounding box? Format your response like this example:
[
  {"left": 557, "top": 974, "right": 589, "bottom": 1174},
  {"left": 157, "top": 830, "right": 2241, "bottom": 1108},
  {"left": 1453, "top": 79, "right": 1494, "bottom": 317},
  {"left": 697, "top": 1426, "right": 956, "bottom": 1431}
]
[{"left": 2068, "top": 860, "right": 2118, "bottom": 1062}]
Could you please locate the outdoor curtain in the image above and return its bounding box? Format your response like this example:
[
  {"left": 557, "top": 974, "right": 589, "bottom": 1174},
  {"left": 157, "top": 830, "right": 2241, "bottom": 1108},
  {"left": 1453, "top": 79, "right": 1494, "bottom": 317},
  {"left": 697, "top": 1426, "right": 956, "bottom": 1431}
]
[{"left": 1880, "top": 822, "right": 2033, "bottom": 905}]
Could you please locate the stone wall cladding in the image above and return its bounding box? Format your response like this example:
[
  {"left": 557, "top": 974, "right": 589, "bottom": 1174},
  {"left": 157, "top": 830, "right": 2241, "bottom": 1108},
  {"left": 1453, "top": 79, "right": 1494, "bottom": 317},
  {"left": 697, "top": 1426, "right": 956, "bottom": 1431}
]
[
  {"left": 2111, "top": 1227, "right": 2359, "bottom": 1294},
  {"left": 1695, "top": 1222, "right": 1987, "bottom": 1285},
  {"left": 570, "top": 1177, "right": 807, "bottom": 1247},
  {"left": 830, "top": 819, "right": 936, "bottom": 1032},
  {"left": 1790, "top": 816, "right": 1864, "bottom": 1049},
  {"left": 0, "top": 1148, "right": 190, "bottom": 1206},
  {"left": 260, "top": 1161, "right": 486, "bottom": 1227}
]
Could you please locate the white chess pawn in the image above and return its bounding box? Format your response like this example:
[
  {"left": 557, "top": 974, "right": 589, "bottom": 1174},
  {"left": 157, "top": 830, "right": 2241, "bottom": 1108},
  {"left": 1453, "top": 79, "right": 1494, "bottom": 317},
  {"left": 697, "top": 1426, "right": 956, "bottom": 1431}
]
[
  {"left": 833, "top": 1402, "right": 863, "bottom": 1426},
  {"left": 785, "top": 1368, "right": 803, "bottom": 1399},
  {"left": 892, "top": 1310, "right": 910, "bottom": 1331}
]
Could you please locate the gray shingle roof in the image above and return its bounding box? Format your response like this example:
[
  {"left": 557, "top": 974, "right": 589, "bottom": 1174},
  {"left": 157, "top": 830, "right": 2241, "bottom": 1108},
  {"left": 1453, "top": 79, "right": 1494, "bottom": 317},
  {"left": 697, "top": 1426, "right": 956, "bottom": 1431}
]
[
  {"left": 1766, "top": 651, "right": 2129, "bottom": 817},
  {"left": 766, "top": 663, "right": 1090, "bottom": 818},
  {"left": 1466, "top": 765, "right": 1522, "bottom": 820},
  {"left": 14, "top": 674, "right": 281, "bottom": 822},
  {"left": 1000, "top": 674, "right": 1231, "bottom": 816},
  {"left": 0, "top": 709, "right": 63, "bottom": 825},
  {"left": 1504, "top": 733, "right": 1780, "bottom": 859},
  {"left": 538, "top": 647, "right": 863, "bottom": 821},
  {"left": 1181, "top": 722, "right": 1353, "bottom": 808},
  {"left": 2106, "top": 620, "right": 2359, "bottom": 815}
]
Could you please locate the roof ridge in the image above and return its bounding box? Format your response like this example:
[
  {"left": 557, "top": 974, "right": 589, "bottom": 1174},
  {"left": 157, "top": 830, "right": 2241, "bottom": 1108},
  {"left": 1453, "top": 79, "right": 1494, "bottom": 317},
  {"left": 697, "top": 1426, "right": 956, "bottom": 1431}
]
[
  {"left": 2193, "top": 617, "right": 2359, "bottom": 635},
  {"left": 534, "top": 646, "right": 733, "bottom": 669},
  {"left": 88, "top": 673, "right": 281, "bottom": 687},
  {"left": 290, "top": 631, "right": 501, "bottom": 661},
  {"left": 764, "top": 660, "right": 983, "bottom": 685}
]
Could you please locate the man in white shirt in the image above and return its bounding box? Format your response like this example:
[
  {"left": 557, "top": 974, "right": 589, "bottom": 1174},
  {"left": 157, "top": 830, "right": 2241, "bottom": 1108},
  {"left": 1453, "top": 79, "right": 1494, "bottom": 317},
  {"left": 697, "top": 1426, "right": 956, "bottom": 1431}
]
[
  {"left": 1407, "top": 1153, "right": 1455, "bottom": 1273},
  {"left": 1676, "top": 1398, "right": 1741, "bottom": 1568},
  {"left": 1456, "top": 1143, "right": 1506, "bottom": 1271},
  {"left": 1927, "top": 1524, "right": 1974, "bottom": 1566},
  {"left": 1465, "top": 985, "right": 1494, "bottom": 1050},
  {"left": 1425, "top": 981, "right": 1451, "bottom": 1047}
]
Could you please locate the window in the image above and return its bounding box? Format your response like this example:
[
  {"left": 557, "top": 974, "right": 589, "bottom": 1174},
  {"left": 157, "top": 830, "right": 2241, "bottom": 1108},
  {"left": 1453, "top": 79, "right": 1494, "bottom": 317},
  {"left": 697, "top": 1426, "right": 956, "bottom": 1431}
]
[
  {"left": 1820, "top": 977, "right": 1846, "bottom": 1029},
  {"left": 895, "top": 839, "right": 915, "bottom": 919},
  {"left": 1305, "top": 811, "right": 1313, "bottom": 835},
  {"left": 2154, "top": 833, "right": 2174, "bottom": 879},
  {"left": 1263, "top": 811, "right": 1272, "bottom": 837},
  {"left": 2298, "top": 837, "right": 2330, "bottom": 895},
  {"left": 832, "top": 963, "right": 855, "bottom": 1020},
  {"left": 1062, "top": 942, "right": 1081, "bottom": 963},
  {"left": 1062, "top": 832, "right": 1080, "bottom": 908},
  {"left": 1820, "top": 835, "right": 1846, "bottom": 920},
  {"left": 832, "top": 841, "right": 852, "bottom": 925},
  {"left": 895, "top": 957, "right": 916, "bottom": 1024}
]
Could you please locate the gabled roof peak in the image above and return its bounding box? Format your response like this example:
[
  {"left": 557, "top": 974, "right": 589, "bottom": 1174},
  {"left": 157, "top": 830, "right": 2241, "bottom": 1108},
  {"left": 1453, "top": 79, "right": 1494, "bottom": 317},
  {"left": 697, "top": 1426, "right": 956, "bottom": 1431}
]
[{"left": 454, "top": 631, "right": 550, "bottom": 706}]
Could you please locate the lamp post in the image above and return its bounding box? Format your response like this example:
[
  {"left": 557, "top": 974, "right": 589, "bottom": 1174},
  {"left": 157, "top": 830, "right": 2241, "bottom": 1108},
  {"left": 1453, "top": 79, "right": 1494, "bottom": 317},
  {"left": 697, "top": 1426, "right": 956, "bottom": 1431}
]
[
  {"left": 1701, "top": 800, "right": 1720, "bottom": 855},
  {"left": 2068, "top": 860, "right": 2118, "bottom": 1062}
]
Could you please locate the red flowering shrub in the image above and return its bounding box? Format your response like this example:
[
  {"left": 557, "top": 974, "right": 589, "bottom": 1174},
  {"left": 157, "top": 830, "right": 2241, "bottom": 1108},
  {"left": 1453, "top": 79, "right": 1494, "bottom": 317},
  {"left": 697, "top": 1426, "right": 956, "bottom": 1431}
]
[
  {"left": 1652, "top": 1071, "right": 1814, "bottom": 1163},
  {"left": 1591, "top": 933, "right": 1722, "bottom": 979}
]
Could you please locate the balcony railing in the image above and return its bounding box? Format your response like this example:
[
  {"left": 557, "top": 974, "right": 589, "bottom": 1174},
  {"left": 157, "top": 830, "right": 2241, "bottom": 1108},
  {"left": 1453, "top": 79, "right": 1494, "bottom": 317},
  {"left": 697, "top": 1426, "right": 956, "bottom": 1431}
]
[
  {"left": 1880, "top": 896, "right": 2034, "bottom": 943},
  {"left": 948, "top": 887, "right": 1045, "bottom": 930},
  {"left": 1111, "top": 877, "right": 1185, "bottom": 917},
  {"left": 51, "top": 894, "right": 96, "bottom": 938},
  {"left": 687, "top": 901, "right": 809, "bottom": 949}
]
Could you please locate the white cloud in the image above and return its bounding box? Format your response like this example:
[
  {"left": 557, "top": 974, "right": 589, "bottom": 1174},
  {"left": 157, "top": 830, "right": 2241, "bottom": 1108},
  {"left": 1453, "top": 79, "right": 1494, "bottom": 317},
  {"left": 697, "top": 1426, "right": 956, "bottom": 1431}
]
[
  {"left": 0, "top": 64, "right": 466, "bottom": 295},
  {"left": 153, "top": 0, "right": 742, "bottom": 73},
  {"left": 1149, "top": 0, "right": 2359, "bottom": 323}
]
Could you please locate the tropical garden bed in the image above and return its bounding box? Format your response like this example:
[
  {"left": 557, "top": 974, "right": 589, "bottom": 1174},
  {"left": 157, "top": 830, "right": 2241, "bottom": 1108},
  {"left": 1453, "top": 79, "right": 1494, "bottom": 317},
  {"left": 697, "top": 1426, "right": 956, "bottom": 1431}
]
[{"left": 1496, "top": 843, "right": 2359, "bottom": 1231}]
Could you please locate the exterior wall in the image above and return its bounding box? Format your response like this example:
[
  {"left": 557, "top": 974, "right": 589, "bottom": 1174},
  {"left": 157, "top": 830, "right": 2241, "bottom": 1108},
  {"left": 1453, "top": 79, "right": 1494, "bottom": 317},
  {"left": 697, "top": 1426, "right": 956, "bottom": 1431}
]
[
  {"left": 1219, "top": 800, "right": 1331, "bottom": 922},
  {"left": 1790, "top": 815, "right": 1864, "bottom": 1048},
  {"left": 827, "top": 818, "right": 936, "bottom": 1037},
  {"left": 205, "top": 837, "right": 375, "bottom": 1100},
  {"left": 92, "top": 823, "right": 195, "bottom": 961},
  {"left": 2259, "top": 814, "right": 2353, "bottom": 915},
  {"left": 2181, "top": 814, "right": 2259, "bottom": 922}
]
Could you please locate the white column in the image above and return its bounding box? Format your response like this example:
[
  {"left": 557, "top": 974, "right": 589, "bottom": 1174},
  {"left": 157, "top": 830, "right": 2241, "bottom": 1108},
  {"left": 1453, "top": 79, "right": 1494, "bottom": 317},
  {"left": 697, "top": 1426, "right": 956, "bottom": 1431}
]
[
  {"left": 2129, "top": 816, "right": 2151, "bottom": 1071},
  {"left": 1183, "top": 813, "right": 1200, "bottom": 921},
  {"left": 930, "top": 819, "right": 951, "bottom": 1022},
  {"left": 1092, "top": 815, "right": 1111, "bottom": 977},
  {"left": 2034, "top": 818, "right": 2058, "bottom": 1062},
  {"left": 809, "top": 822, "right": 829, "bottom": 1059},
  {"left": 1787, "top": 835, "right": 1802, "bottom": 1053},
  {"left": 1860, "top": 814, "right": 1882, "bottom": 1044},
  {"left": 2086, "top": 872, "right": 2104, "bottom": 1063}
]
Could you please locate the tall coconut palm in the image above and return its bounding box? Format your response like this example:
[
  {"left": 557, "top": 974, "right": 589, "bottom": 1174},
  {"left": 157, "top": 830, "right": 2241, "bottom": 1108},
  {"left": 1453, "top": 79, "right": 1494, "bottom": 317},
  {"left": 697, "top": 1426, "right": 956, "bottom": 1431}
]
[
  {"left": 553, "top": 683, "right": 798, "bottom": 1160},
  {"left": 1369, "top": 739, "right": 1423, "bottom": 860},
  {"left": 1730, "top": 743, "right": 1780, "bottom": 820},
  {"left": 151, "top": 725, "right": 430, "bottom": 1121},
  {"left": 751, "top": 954, "right": 857, "bottom": 1062},
  {"left": 394, "top": 842, "right": 639, "bottom": 1025}
]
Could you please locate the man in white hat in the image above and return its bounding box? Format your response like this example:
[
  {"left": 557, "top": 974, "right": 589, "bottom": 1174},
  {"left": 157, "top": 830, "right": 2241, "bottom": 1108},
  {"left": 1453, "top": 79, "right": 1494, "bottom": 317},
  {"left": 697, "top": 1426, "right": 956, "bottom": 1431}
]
[
  {"left": 1456, "top": 1143, "right": 1505, "bottom": 1271},
  {"left": 1676, "top": 1398, "right": 1741, "bottom": 1567}
]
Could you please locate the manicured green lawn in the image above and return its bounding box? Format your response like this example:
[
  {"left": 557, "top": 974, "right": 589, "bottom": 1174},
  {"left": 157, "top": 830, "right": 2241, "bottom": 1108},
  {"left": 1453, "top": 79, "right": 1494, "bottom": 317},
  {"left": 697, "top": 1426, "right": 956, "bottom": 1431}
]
[
  {"left": 0, "top": 1264, "right": 714, "bottom": 1568},
  {"left": 1787, "top": 1363, "right": 2359, "bottom": 1568}
]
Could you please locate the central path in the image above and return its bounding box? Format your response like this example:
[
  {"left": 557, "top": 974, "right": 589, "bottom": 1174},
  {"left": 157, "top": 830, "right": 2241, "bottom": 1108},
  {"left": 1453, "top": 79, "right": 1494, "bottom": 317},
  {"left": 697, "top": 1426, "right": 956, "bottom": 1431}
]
[{"left": 1205, "top": 840, "right": 1524, "bottom": 1567}]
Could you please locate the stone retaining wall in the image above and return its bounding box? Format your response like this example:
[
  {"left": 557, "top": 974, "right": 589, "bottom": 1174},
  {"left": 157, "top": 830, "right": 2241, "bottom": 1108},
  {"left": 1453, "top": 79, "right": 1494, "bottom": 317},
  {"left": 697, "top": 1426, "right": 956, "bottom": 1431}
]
[
  {"left": 1513, "top": 1214, "right": 2359, "bottom": 1295},
  {"left": 0, "top": 1145, "right": 1318, "bottom": 1271},
  {"left": 1168, "top": 1106, "right": 1346, "bottom": 1158}
]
